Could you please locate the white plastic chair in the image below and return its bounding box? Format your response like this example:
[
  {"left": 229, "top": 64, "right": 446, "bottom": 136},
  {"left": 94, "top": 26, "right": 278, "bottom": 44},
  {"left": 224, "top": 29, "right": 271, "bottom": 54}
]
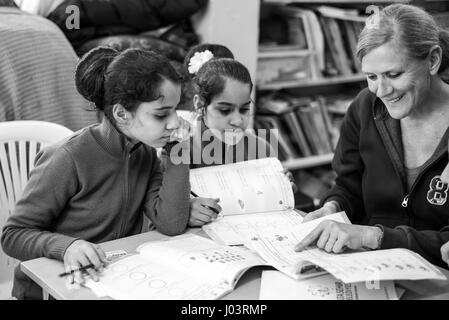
[{"left": 0, "top": 120, "right": 73, "bottom": 292}]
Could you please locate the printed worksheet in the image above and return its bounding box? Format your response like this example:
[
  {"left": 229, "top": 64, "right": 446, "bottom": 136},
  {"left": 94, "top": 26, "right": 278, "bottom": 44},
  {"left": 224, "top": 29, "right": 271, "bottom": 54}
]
[
  {"left": 247, "top": 212, "right": 447, "bottom": 283},
  {"left": 247, "top": 212, "right": 349, "bottom": 279},
  {"left": 190, "top": 157, "right": 302, "bottom": 245},
  {"left": 86, "top": 255, "right": 226, "bottom": 300},
  {"left": 190, "top": 157, "right": 294, "bottom": 215},
  {"left": 203, "top": 209, "right": 304, "bottom": 246},
  {"left": 259, "top": 271, "right": 399, "bottom": 300},
  {"left": 302, "top": 248, "right": 447, "bottom": 283},
  {"left": 85, "top": 234, "right": 267, "bottom": 300}
]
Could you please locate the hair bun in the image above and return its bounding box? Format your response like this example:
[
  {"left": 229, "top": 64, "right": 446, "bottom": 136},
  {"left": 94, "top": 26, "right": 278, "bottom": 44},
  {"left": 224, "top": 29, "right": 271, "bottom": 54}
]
[{"left": 75, "top": 47, "right": 119, "bottom": 110}]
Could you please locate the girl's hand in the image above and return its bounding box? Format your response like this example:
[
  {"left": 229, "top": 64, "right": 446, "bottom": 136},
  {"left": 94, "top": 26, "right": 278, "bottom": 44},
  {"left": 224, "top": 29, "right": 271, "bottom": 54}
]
[
  {"left": 170, "top": 117, "right": 192, "bottom": 143},
  {"left": 283, "top": 169, "right": 298, "bottom": 193},
  {"left": 189, "top": 197, "right": 222, "bottom": 227},
  {"left": 294, "top": 221, "right": 382, "bottom": 253},
  {"left": 441, "top": 241, "right": 449, "bottom": 267},
  {"left": 63, "top": 240, "right": 107, "bottom": 285},
  {"left": 302, "top": 201, "right": 339, "bottom": 223}
]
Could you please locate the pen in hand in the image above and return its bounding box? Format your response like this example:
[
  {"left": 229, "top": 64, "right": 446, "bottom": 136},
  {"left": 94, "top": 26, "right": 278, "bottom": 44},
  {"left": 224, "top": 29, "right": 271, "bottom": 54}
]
[
  {"left": 59, "top": 263, "right": 96, "bottom": 277},
  {"left": 190, "top": 191, "right": 221, "bottom": 215}
]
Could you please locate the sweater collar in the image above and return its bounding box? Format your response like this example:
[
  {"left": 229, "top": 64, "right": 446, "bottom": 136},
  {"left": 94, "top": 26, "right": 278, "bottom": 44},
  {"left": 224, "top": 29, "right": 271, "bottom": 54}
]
[{"left": 95, "top": 117, "right": 142, "bottom": 158}]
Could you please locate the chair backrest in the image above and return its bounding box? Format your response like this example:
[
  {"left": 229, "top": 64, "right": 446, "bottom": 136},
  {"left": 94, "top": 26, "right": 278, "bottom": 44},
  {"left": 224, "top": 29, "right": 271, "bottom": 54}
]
[{"left": 0, "top": 120, "right": 73, "bottom": 283}]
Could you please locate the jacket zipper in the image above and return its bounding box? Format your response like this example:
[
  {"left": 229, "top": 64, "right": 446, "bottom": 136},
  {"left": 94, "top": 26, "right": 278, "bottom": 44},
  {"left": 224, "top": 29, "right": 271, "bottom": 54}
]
[
  {"left": 373, "top": 118, "right": 445, "bottom": 227},
  {"left": 401, "top": 152, "right": 446, "bottom": 208},
  {"left": 118, "top": 148, "right": 131, "bottom": 237},
  {"left": 401, "top": 195, "right": 409, "bottom": 207},
  {"left": 373, "top": 119, "right": 408, "bottom": 209}
]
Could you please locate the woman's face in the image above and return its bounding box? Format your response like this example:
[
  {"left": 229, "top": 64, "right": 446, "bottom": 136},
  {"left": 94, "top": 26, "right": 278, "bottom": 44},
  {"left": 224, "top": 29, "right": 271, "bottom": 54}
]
[
  {"left": 362, "top": 41, "right": 431, "bottom": 119},
  {"left": 202, "top": 78, "right": 252, "bottom": 142},
  {"left": 125, "top": 79, "right": 181, "bottom": 148}
]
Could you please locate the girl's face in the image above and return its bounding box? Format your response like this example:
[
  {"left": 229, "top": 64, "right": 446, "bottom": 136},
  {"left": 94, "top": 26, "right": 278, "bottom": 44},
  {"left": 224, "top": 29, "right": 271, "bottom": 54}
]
[
  {"left": 124, "top": 79, "right": 181, "bottom": 148},
  {"left": 202, "top": 78, "right": 252, "bottom": 139},
  {"left": 362, "top": 41, "right": 431, "bottom": 120}
]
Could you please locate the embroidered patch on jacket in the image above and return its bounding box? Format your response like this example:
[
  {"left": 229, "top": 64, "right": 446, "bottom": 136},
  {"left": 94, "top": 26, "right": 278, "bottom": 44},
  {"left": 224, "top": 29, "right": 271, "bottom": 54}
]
[{"left": 427, "top": 176, "right": 448, "bottom": 206}]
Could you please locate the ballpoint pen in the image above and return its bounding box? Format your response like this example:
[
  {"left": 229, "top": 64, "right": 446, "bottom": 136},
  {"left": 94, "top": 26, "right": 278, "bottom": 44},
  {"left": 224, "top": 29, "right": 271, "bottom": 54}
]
[
  {"left": 190, "top": 190, "right": 221, "bottom": 215},
  {"left": 58, "top": 263, "right": 96, "bottom": 277}
]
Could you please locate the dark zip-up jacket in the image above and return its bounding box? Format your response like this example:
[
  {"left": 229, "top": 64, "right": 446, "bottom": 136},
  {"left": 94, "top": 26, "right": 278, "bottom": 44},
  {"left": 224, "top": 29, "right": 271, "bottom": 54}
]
[
  {"left": 1, "top": 118, "right": 190, "bottom": 299},
  {"left": 323, "top": 88, "right": 449, "bottom": 268}
]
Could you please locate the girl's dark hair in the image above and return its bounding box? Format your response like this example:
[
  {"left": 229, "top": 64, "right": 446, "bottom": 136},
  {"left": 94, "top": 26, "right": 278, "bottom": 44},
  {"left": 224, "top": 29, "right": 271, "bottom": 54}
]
[
  {"left": 357, "top": 4, "right": 449, "bottom": 78},
  {"left": 193, "top": 58, "right": 253, "bottom": 106},
  {"left": 184, "top": 43, "right": 234, "bottom": 69},
  {"left": 75, "top": 47, "right": 182, "bottom": 123}
]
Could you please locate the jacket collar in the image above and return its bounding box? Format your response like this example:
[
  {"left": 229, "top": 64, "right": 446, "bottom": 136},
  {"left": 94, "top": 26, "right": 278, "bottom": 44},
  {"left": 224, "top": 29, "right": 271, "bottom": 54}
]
[
  {"left": 94, "top": 117, "right": 142, "bottom": 159},
  {"left": 371, "top": 92, "right": 448, "bottom": 155},
  {"left": 371, "top": 91, "right": 448, "bottom": 180}
]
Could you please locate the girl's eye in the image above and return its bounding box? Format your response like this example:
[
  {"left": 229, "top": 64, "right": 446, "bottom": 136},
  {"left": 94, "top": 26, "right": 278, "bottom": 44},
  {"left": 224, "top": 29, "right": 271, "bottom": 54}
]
[
  {"left": 367, "top": 74, "right": 377, "bottom": 81},
  {"left": 154, "top": 113, "right": 169, "bottom": 120},
  {"left": 240, "top": 107, "right": 250, "bottom": 114},
  {"left": 218, "top": 109, "right": 232, "bottom": 115}
]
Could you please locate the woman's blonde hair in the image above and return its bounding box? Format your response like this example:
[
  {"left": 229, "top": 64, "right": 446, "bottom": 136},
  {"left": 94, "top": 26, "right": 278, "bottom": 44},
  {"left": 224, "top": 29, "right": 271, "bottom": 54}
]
[{"left": 356, "top": 4, "right": 449, "bottom": 78}]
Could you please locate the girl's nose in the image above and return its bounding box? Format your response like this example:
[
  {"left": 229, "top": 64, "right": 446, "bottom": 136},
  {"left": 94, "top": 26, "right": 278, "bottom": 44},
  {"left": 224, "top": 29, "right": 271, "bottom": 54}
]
[
  {"left": 166, "top": 112, "right": 180, "bottom": 130},
  {"left": 229, "top": 111, "right": 243, "bottom": 127}
]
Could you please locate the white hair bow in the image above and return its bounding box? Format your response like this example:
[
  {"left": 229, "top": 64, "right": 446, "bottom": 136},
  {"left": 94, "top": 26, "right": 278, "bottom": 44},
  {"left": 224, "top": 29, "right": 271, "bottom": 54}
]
[{"left": 188, "top": 50, "right": 214, "bottom": 74}]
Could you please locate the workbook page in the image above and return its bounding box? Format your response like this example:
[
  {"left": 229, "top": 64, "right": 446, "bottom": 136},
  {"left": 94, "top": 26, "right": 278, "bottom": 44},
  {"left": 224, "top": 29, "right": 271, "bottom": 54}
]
[
  {"left": 86, "top": 254, "right": 228, "bottom": 299},
  {"left": 247, "top": 212, "right": 446, "bottom": 283},
  {"left": 259, "top": 271, "right": 399, "bottom": 300},
  {"left": 137, "top": 234, "right": 267, "bottom": 286},
  {"left": 190, "top": 158, "right": 294, "bottom": 215},
  {"left": 247, "top": 212, "right": 349, "bottom": 279},
  {"left": 203, "top": 209, "right": 304, "bottom": 246},
  {"left": 302, "top": 248, "right": 447, "bottom": 283}
]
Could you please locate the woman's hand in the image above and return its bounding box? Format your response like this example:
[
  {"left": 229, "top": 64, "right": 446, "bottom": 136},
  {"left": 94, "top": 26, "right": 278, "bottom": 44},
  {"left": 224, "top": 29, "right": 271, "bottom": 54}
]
[
  {"left": 294, "top": 220, "right": 382, "bottom": 253},
  {"left": 441, "top": 241, "right": 449, "bottom": 267},
  {"left": 302, "top": 201, "right": 340, "bottom": 223},
  {"left": 283, "top": 169, "right": 298, "bottom": 193},
  {"left": 63, "top": 239, "right": 107, "bottom": 285},
  {"left": 189, "top": 197, "right": 222, "bottom": 227}
]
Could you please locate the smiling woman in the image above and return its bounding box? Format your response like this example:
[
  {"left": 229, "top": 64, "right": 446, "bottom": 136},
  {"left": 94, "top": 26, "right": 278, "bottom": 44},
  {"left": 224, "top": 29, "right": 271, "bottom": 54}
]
[
  {"left": 297, "top": 4, "right": 449, "bottom": 269},
  {"left": 0, "top": 47, "right": 192, "bottom": 299}
]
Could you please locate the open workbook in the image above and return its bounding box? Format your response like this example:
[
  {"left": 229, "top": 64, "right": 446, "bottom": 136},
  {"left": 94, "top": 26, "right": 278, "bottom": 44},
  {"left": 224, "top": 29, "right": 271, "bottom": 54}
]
[
  {"left": 85, "top": 234, "right": 267, "bottom": 300},
  {"left": 246, "top": 212, "right": 447, "bottom": 283},
  {"left": 189, "top": 157, "right": 304, "bottom": 245}
]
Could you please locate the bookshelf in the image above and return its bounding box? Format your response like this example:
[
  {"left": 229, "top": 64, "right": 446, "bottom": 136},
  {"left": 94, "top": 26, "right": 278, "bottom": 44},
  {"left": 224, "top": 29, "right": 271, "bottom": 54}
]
[
  {"left": 192, "top": 0, "right": 449, "bottom": 171},
  {"left": 258, "top": 73, "right": 366, "bottom": 90},
  {"left": 282, "top": 152, "right": 334, "bottom": 170},
  {"left": 254, "top": 0, "right": 449, "bottom": 170}
]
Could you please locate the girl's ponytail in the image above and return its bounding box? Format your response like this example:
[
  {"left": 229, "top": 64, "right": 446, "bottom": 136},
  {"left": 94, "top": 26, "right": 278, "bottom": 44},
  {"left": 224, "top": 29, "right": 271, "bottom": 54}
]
[{"left": 75, "top": 47, "right": 118, "bottom": 110}]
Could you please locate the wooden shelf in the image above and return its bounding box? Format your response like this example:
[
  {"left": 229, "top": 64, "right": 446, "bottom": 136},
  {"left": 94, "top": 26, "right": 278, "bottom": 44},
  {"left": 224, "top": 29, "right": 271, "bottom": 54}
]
[
  {"left": 258, "top": 49, "right": 313, "bottom": 58},
  {"left": 258, "top": 73, "right": 366, "bottom": 90},
  {"left": 282, "top": 153, "right": 333, "bottom": 170}
]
